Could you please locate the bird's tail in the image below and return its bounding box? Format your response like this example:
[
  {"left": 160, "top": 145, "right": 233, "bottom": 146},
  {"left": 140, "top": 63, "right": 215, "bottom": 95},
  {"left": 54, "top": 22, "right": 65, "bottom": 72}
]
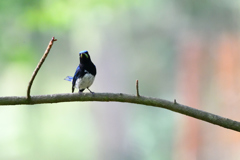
[{"left": 64, "top": 76, "right": 73, "bottom": 82}]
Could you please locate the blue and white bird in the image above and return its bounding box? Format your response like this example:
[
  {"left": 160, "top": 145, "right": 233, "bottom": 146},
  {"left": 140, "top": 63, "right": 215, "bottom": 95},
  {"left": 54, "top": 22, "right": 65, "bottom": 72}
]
[{"left": 65, "top": 50, "right": 96, "bottom": 93}]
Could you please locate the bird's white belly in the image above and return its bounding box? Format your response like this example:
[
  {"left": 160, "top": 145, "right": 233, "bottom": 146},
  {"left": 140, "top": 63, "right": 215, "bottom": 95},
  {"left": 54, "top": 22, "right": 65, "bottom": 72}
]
[{"left": 75, "top": 73, "right": 95, "bottom": 90}]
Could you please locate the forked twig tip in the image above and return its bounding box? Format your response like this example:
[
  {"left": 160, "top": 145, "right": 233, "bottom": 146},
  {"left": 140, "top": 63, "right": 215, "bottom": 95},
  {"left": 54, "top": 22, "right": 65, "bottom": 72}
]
[{"left": 52, "top": 37, "right": 57, "bottom": 41}]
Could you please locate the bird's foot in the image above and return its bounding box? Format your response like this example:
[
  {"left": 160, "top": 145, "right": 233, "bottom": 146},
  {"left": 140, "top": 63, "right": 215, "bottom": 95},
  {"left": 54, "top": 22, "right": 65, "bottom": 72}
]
[{"left": 87, "top": 88, "right": 94, "bottom": 94}]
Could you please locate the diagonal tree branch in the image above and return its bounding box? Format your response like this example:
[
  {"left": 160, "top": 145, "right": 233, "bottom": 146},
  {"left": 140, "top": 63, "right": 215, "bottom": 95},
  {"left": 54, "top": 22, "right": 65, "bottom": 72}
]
[
  {"left": 27, "top": 37, "right": 57, "bottom": 99},
  {"left": 2, "top": 37, "right": 240, "bottom": 134},
  {"left": 0, "top": 93, "right": 240, "bottom": 132}
]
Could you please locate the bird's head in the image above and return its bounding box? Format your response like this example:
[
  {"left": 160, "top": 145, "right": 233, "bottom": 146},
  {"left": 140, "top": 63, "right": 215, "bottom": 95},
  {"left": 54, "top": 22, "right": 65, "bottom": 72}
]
[{"left": 79, "top": 50, "right": 91, "bottom": 64}]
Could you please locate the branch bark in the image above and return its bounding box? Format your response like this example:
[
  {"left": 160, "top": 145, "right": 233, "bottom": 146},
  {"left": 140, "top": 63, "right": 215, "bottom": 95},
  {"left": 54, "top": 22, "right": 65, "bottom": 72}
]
[{"left": 0, "top": 93, "right": 240, "bottom": 132}]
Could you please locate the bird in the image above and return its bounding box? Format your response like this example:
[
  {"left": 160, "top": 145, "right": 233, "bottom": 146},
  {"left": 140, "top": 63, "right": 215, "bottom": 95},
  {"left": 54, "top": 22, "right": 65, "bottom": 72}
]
[{"left": 64, "top": 50, "right": 96, "bottom": 93}]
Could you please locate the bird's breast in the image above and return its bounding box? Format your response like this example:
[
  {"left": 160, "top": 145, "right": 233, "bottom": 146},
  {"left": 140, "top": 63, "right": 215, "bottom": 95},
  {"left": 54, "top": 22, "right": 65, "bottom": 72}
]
[{"left": 74, "top": 73, "right": 95, "bottom": 90}]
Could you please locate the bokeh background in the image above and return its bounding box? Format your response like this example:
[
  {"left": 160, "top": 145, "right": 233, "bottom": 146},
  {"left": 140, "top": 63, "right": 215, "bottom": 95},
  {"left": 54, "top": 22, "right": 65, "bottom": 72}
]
[{"left": 1, "top": 0, "right": 240, "bottom": 159}]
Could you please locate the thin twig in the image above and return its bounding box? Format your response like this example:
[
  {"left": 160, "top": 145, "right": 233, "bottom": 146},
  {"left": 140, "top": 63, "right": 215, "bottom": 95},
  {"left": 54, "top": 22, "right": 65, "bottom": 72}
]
[
  {"left": 27, "top": 37, "right": 57, "bottom": 99},
  {"left": 174, "top": 99, "right": 177, "bottom": 104},
  {"left": 136, "top": 80, "right": 140, "bottom": 97},
  {"left": 0, "top": 92, "right": 240, "bottom": 132}
]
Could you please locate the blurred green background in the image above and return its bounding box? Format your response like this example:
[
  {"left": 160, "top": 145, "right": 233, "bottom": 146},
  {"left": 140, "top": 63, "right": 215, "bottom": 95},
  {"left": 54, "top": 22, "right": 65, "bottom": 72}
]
[{"left": 1, "top": 0, "right": 240, "bottom": 159}]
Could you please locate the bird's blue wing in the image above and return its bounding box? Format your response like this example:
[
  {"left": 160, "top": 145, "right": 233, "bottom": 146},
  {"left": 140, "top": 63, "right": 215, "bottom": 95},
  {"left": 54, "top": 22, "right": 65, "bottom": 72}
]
[
  {"left": 66, "top": 65, "right": 85, "bottom": 93},
  {"left": 64, "top": 66, "right": 82, "bottom": 83},
  {"left": 64, "top": 76, "right": 73, "bottom": 82},
  {"left": 72, "top": 65, "right": 83, "bottom": 88}
]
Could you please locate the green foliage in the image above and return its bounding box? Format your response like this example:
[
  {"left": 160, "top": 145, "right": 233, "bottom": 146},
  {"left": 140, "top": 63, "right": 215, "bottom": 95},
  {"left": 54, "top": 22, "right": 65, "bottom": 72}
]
[{"left": 3, "top": 46, "right": 37, "bottom": 65}]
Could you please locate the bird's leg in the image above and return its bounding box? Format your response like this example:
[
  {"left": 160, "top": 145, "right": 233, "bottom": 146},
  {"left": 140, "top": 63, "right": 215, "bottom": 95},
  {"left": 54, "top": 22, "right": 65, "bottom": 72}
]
[
  {"left": 79, "top": 89, "right": 85, "bottom": 93},
  {"left": 87, "top": 88, "right": 94, "bottom": 94}
]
